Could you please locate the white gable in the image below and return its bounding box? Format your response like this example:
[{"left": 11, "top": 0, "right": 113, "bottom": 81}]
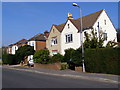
[
  {"left": 61, "top": 20, "right": 81, "bottom": 55},
  {"left": 93, "top": 10, "right": 117, "bottom": 46}
]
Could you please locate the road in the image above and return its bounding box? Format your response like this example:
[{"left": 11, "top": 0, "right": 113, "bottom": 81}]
[{"left": 2, "top": 68, "right": 118, "bottom": 88}]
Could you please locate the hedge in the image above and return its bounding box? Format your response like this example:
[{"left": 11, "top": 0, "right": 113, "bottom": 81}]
[
  {"left": 2, "top": 53, "right": 17, "bottom": 65},
  {"left": 84, "top": 48, "right": 120, "bottom": 75}
]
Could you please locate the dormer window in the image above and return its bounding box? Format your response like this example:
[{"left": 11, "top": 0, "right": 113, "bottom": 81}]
[{"left": 68, "top": 24, "right": 70, "bottom": 29}]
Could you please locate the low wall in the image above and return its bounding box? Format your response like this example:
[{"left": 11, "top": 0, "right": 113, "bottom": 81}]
[
  {"left": 34, "top": 63, "right": 61, "bottom": 70},
  {"left": 75, "top": 67, "right": 82, "bottom": 72}
]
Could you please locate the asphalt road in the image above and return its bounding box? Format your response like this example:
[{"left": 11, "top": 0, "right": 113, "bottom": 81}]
[{"left": 2, "top": 68, "right": 118, "bottom": 88}]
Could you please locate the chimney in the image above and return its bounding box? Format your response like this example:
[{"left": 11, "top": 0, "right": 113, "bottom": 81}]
[
  {"left": 67, "top": 13, "right": 74, "bottom": 20},
  {"left": 44, "top": 30, "right": 49, "bottom": 38}
]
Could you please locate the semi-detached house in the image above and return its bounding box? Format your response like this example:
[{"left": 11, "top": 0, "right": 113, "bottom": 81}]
[
  {"left": 46, "top": 9, "right": 117, "bottom": 56},
  {"left": 27, "top": 31, "right": 49, "bottom": 61},
  {"left": 9, "top": 39, "right": 27, "bottom": 55}
]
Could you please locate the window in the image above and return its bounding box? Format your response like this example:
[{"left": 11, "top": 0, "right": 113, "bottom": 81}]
[
  {"left": 51, "top": 38, "right": 57, "bottom": 45},
  {"left": 104, "top": 20, "right": 106, "bottom": 25},
  {"left": 97, "top": 22, "right": 99, "bottom": 27},
  {"left": 52, "top": 50, "right": 58, "bottom": 55},
  {"left": 53, "top": 29, "right": 54, "bottom": 33},
  {"left": 65, "top": 34, "right": 73, "bottom": 43},
  {"left": 103, "top": 33, "right": 107, "bottom": 40},
  {"left": 32, "top": 42, "right": 34, "bottom": 46},
  {"left": 68, "top": 24, "right": 70, "bottom": 29}
]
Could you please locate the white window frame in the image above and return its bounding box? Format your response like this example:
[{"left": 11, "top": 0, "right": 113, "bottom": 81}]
[
  {"left": 52, "top": 50, "right": 58, "bottom": 55},
  {"left": 103, "top": 33, "right": 107, "bottom": 41},
  {"left": 51, "top": 37, "right": 57, "bottom": 45},
  {"left": 65, "top": 33, "right": 73, "bottom": 43}
]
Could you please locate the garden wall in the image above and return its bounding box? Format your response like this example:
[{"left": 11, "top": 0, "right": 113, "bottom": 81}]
[{"left": 34, "top": 63, "right": 61, "bottom": 70}]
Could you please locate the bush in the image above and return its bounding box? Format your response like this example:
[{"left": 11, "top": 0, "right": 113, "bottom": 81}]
[
  {"left": 51, "top": 54, "right": 64, "bottom": 63},
  {"left": 63, "top": 48, "right": 75, "bottom": 62},
  {"left": 72, "top": 48, "right": 82, "bottom": 66},
  {"left": 84, "top": 48, "right": 120, "bottom": 75},
  {"left": 2, "top": 53, "right": 17, "bottom": 65},
  {"left": 33, "top": 49, "right": 50, "bottom": 64},
  {"left": 61, "top": 62, "right": 68, "bottom": 70}
]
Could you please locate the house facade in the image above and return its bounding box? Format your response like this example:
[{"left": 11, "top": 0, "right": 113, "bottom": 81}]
[
  {"left": 27, "top": 32, "right": 49, "bottom": 61},
  {"left": 46, "top": 9, "right": 117, "bottom": 56},
  {"left": 11, "top": 39, "right": 27, "bottom": 55}
]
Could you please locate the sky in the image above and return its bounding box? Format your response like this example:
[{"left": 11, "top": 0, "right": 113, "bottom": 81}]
[{"left": 2, "top": 2, "right": 118, "bottom": 46}]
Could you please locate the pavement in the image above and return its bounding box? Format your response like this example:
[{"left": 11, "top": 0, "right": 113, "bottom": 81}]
[{"left": 2, "top": 65, "right": 119, "bottom": 84}]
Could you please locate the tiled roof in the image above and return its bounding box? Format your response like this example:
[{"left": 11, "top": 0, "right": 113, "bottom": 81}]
[
  {"left": 14, "top": 39, "right": 27, "bottom": 45},
  {"left": 54, "top": 9, "right": 104, "bottom": 32},
  {"left": 29, "top": 33, "right": 46, "bottom": 41},
  {"left": 53, "top": 23, "right": 66, "bottom": 32}
]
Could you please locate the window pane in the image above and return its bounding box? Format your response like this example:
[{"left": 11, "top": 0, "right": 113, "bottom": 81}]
[
  {"left": 66, "top": 35, "right": 67, "bottom": 43},
  {"left": 71, "top": 34, "right": 73, "bottom": 42}
]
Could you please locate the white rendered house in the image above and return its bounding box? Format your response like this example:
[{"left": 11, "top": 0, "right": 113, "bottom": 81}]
[{"left": 46, "top": 9, "right": 117, "bottom": 56}]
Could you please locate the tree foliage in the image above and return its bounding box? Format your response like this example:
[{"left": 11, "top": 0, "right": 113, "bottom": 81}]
[
  {"left": 33, "top": 49, "right": 49, "bottom": 64},
  {"left": 51, "top": 54, "right": 64, "bottom": 62},
  {"left": 15, "top": 45, "right": 35, "bottom": 63},
  {"left": 106, "top": 41, "right": 116, "bottom": 48},
  {"left": 2, "top": 53, "right": 16, "bottom": 65},
  {"left": 63, "top": 48, "right": 75, "bottom": 62},
  {"left": 72, "top": 48, "right": 82, "bottom": 66},
  {"left": 117, "top": 29, "right": 120, "bottom": 42},
  {"left": 84, "top": 29, "right": 104, "bottom": 48}
]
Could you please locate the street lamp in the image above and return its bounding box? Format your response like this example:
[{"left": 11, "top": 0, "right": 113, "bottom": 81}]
[{"left": 72, "top": 3, "right": 85, "bottom": 72}]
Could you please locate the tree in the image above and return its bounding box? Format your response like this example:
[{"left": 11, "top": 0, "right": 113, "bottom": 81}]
[
  {"left": 33, "top": 49, "right": 49, "bottom": 64},
  {"left": 84, "top": 29, "right": 104, "bottom": 48},
  {"left": 117, "top": 29, "right": 120, "bottom": 42},
  {"left": 15, "top": 45, "right": 35, "bottom": 63}
]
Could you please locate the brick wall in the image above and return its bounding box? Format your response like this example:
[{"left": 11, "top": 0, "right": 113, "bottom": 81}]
[
  {"left": 34, "top": 63, "right": 61, "bottom": 70},
  {"left": 36, "top": 41, "right": 46, "bottom": 51}
]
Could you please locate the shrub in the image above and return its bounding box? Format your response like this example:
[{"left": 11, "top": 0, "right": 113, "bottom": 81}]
[
  {"left": 63, "top": 48, "right": 75, "bottom": 62},
  {"left": 84, "top": 48, "right": 120, "bottom": 75},
  {"left": 60, "top": 62, "right": 68, "bottom": 70},
  {"left": 72, "top": 48, "right": 82, "bottom": 66},
  {"left": 106, "top": 41, "right": 116, "bottom": 48},
  {"left": 2, "top": 53, "right": 17, "bottom": 65},
  {"left": 33, "top": 49, "right": 50, "bottom": 64},
  {"left": 51, "top": 54, "right": 64, "bottom": 63}
]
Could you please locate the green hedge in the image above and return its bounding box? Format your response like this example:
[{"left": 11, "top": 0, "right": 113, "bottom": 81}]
[
  {"left": 33, "top": 49, "right": 50, "bottom": 64},
  {"left": 51, "top": 54, "right": 64, "bottom": 63},
  {"left": 2, "top": 53, "right": 17, "bottom": 65},
  {"left": 84, "top": 48, "right": 120, "bottom": 75}
]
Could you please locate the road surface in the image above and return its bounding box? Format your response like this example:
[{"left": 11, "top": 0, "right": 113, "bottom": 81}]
[{"left": 2, "top": 68, "right": 118, "bottom": 88}]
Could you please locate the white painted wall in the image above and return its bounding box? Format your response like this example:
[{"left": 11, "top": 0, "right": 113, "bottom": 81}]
[
  {"left": 27, "top": 41, "right": 36, "bottom": 61},
  {"left": 12, "top": 45, "right": 18, "bottom": 54},
  {"left": 61, "top": 20, "right": 81, "bottom": 55},
  {"left": 28, "top": 55, "right": 33, "bottom": 61},
  {"left": 27, "top": 41, "right": 36, "bottom": 50},
  {"left": 93, "top": 10, "right": 117, "bottom": 46}
]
